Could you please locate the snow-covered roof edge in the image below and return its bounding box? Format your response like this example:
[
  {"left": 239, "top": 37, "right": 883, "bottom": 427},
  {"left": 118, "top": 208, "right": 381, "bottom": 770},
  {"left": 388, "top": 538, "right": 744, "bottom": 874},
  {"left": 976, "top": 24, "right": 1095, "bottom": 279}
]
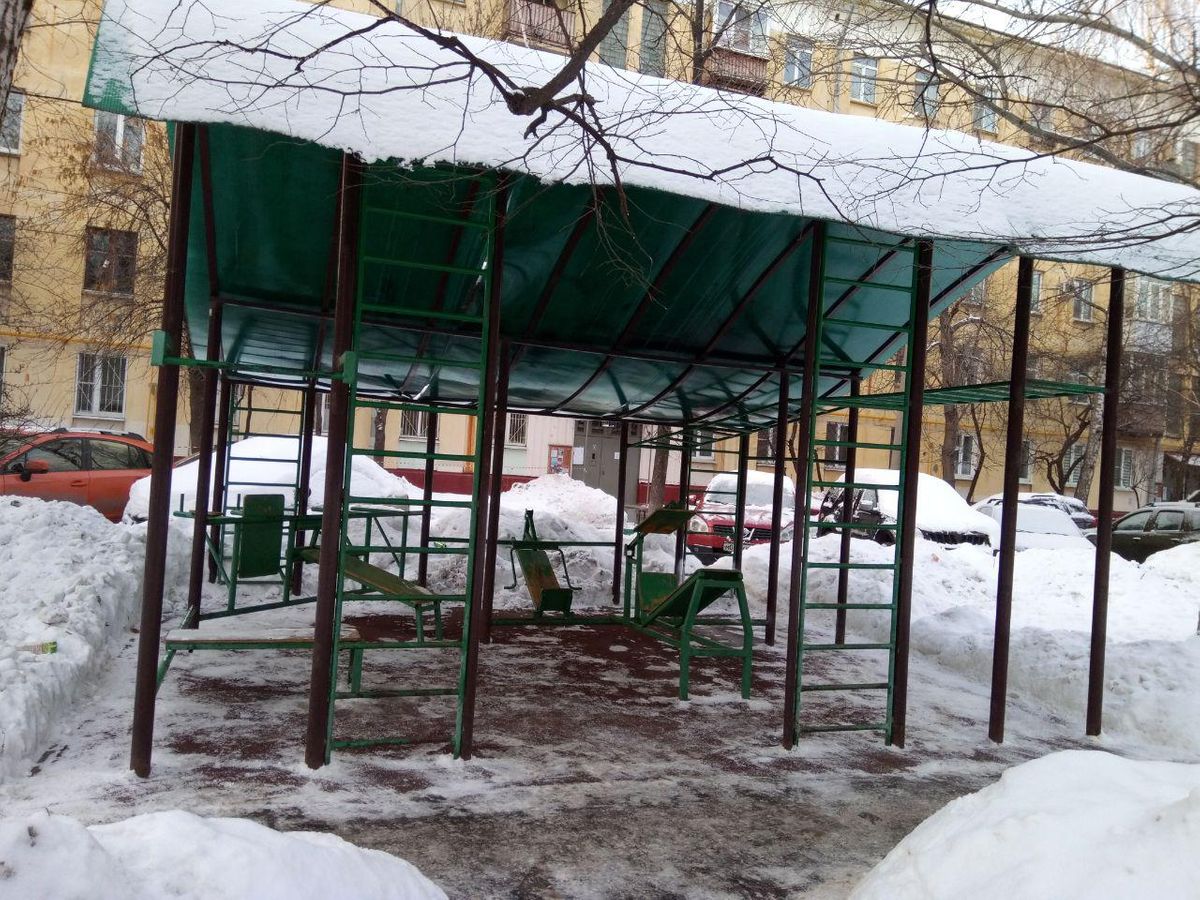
[{"left": 85, "top": 0, "right": 1200, "bottom": 283}]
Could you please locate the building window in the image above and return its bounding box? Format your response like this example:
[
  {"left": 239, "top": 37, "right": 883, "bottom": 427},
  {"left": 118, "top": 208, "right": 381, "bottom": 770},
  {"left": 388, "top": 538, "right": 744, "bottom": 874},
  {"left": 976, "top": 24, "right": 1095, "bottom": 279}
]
[
  {"left": 1132, "top": 133, "right": 1152, "bottom": 162},
  {"left": 0, "top": 91, "right": 23, "bottom": 154},
  {"left": 954, "top": 433, "right": 977, "bottom": 478},
  {"left": 1180, "top": 140, "right": 1197, "bottom": 178},
  {"left": 715, "top": 1, "right": 768, "bottom": 56},
  {"left": 1029, "top": 270, "right": 1043, "bottom": 313},
  {"left": 962, "top": 279, "right": 986, "bottom": 306},
  {"left": 507, "top": 412, "right": 528, "bottom": 446},
  {"left": 850, "top": 57, "right": 877, "bottom": 104},
  {"left": 1134, "top": 276, "right": 1175, "bottom": 323},
  {"left": 973, "top": 90, "right": 999, "bottom": 133},
  {"left": 756, "top": 427, "right": 774, "bottom": 461},
  {"left": 1018, "top": 439, "right": 1033, "bottom": 483},
  {"left": 1067, "top": 278, "right": 1094, "bottom": 322},
  {"left": 93, "top": 111, "right": 144, "bottom": 172},
  {"left": 83, "top": 227, "right": 137, "bottom": 294},
  {"left": 1029, "top": 104, "right": 1055, "bottom": 137},
  {"left": 638, "top": 0, "right": 668, "bottom": 77},
  {"left": 1114, "top": 447, "right": 1134, "bottom": 489},
  {"left": 398, "top": 408, "right": 428, "bottom": 439},
  {"left": 1065, "top": 442, "right": 1085, "bottom": 486},
  {"left": 691, "top": 428, "right": 715, "bottom": 461},
  {"left": 824, "top": 420, "right": 848, "bottom": 465},
  {"left": 0, "top": 214, "right": 13, "bottom": 284},
  {"left": 912, "top": 70, "right": 938, "bottom": 119},
  {"left": 75, "top": 353, "right": 127, "bottom": 417},
  {"left": 783, "top": 37, "right": 812, "bottom": 88}
]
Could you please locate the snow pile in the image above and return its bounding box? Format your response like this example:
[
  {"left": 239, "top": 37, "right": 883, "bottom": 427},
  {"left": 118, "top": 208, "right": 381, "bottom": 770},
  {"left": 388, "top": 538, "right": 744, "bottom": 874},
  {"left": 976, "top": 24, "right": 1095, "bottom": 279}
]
[
  {"left": 125, "top": 435, "right": 420, "bottom": 519},
  {"left": 1142, "top": 540, "right": 1200, "bottom": 584},
  {"left": 0, "top": 810, "right": 446, "bottom": 899},
  {"left": 853, "top": 750, "right": 1200, "bottom": 899},
  {"left": 85, "top": 0, "right": 1200, "bottom": 277},
  {"left": 0, "top": 498, "right": 185, "bottom": 779},
  {"left": 972, "top": 502, "right": 1090, "bottom": 550}
]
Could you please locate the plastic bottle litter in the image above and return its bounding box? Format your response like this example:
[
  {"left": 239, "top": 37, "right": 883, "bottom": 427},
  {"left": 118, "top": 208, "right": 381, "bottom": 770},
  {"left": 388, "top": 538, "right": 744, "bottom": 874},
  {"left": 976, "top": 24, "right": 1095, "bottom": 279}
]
[{"left": 17, "top": 641, "right": 58, "bottom": 654}]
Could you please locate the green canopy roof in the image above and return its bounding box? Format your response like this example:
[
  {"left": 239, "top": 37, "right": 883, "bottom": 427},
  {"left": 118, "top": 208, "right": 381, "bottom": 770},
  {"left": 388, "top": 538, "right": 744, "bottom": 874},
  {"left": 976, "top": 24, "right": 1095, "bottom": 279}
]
[{"left": 185, "top": 125, "right": 1006, "bottom": 431}]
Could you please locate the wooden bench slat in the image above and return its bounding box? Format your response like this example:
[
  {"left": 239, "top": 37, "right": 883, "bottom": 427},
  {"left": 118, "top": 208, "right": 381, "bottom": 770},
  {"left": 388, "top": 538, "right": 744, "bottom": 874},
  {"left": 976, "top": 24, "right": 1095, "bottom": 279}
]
[{"left": 165, "top": 625, "right": 360, "bottom": 646}]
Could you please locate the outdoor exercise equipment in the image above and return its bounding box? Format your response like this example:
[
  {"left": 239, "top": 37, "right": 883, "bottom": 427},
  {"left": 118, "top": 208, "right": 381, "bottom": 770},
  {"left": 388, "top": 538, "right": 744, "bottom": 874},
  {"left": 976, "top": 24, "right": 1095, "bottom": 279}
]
[
  {"left": 505, "top": 509, "right": 576, "bottom": 615},
  {"left": 623, "top": 504, "right": 754, "bottom": 700}
]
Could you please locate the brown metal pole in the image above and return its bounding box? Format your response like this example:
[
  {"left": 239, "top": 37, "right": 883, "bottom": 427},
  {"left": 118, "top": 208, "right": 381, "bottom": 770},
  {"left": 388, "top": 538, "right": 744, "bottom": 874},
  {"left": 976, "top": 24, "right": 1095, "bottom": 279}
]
[
  {"left": 765, "top": 371, "right": 790, "bottom": 646},
  {"left": 988, "top": 257, "right": 1033, "bottom": 743},
  {"left": 304, "top": 154, "right": 362, "bottom": 770},
  {"left": 129, "top": 122, "right": 196, "bottom": 778},
  {"left": 674, "top": 430, "right": 691, "bottom": 581},
  {"left": 481, "top": 341, "right": 511, "bottom": 642},
  {"left": 612, "top": 421, "right": 630, "bottom": 604},
  {"left": 783, "top": 220, "right": 825, "bottom": 749},
  {"left": 459, "top": 177, "right": 510, "bottom": 760},
  {"left": 417, "top": 411, "right": 438, "bottom": 586},
  {"left": 184, "top": 298, "right": 222, "bottom": 627},
  {"left": 208, "top": 373, "right": 233, "bottom": 582},
  {"left": 292, "top": 383, "right": 318, "bottom": 595},
  {"left": 835, "top": 374, "right": 861, "bottom": 644},
  {"left": 1087, "top": 267, "right": 1125, "bottom": 736},
  {"left": 732, "top": 432, "right": 749, "bottom": 570},
  {"left": 889, "top": 239, "right": 933, "bottom": 749}
]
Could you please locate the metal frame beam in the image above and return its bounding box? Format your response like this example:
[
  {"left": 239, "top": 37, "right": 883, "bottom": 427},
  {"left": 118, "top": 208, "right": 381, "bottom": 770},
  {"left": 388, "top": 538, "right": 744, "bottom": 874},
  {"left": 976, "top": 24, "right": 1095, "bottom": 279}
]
[{"left": 765, "top": 371, "right": 790, "bottom": 646}]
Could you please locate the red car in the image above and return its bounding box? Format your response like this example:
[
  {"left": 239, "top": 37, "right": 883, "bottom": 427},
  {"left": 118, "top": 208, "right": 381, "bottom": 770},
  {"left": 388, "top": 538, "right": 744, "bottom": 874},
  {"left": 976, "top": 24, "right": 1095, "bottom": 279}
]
[
  {"left": 686, "top": 472, "right": 799, "bottom": 564},
  {"left": 0, "top": 429, "right": 154, "bottom": 521}
]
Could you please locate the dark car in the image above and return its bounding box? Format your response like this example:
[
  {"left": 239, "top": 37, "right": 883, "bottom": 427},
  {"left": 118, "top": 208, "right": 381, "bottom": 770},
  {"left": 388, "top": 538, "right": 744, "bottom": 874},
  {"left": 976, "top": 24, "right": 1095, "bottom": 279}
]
[
  {"left": 1087, "top": 503, "right": 1200, "bottom": 562},
  {"left": 0, "top": 429, "right": 154, "bottom": 522}
]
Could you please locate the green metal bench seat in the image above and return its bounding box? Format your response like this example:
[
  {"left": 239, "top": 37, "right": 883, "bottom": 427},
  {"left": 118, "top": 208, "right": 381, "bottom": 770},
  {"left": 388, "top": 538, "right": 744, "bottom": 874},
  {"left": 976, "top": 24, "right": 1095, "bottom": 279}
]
[
  {"left": 164, "top": 623, "right": 361, "bottom": 651},
  {"left": 295, "top": 546, "right": 434, "bottom": 605},
  {"left": 640, "top": 568, "right": 745, "bottom": 626},
  {"left": 507, "top": 510, "right": 576, "bottom": 615}
]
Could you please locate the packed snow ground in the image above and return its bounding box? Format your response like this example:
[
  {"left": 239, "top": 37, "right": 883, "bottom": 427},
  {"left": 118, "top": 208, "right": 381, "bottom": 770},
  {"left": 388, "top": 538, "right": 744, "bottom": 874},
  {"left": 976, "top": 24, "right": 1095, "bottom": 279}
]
[{"left": 1, "top": 469, "right": 1198, "bottom": 895}]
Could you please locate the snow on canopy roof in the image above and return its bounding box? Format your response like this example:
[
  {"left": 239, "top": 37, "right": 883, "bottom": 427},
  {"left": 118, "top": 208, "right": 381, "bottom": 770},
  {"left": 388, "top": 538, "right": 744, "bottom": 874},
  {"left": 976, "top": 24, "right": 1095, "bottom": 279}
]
[{"left": 84, "top": 0, "right": 1200, "bottom": 283}]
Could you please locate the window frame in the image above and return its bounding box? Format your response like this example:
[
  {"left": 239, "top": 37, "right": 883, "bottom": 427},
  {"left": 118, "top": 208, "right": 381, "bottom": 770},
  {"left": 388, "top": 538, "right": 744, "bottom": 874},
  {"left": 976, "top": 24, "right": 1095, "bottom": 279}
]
[
  {"left": 850, "top": 56, "right": 878, "bottom": 105},
  {"left": 1018, "top": 438, "right": 1034, "bottom": 484},
  {"left": 74, "top": 352, "right": 128, "bottom": 418},
  {"left": 92, "top": 110, "right": 145, "bottom": 173},
  {"left": 912, "top": 69, "right": 939, "bottom": 120},
  {"left": 714, "top": 1, "right": 768, "bottom": 57},
  {"left": 783, "top": 36, "right": 813, "bottom": 89},
  {"left": 83, "top": 226, "right": 139, "bottom": 296},
  {"left": 0, "top": 91, "right": 24, "bottom": 155},
  {"left": 954, "top": 433, "right": 977, "bottom": 479},
  {"left": 823, "top": 420, "right": 849, "bottom": 466},
  {"left": 1114, "top": 446, "right": 1134, "bottom": 490},
  {"left": 0, "top": 213, "right": 13, "bottom": 284},
  {"left": 398, "top": 408, "right": 429, "bottom": 440},
  {"left": 506, "top": 411, "right": 528, "bottom": 447},
  {"left": 691, "top": 427, "right": 716, "bottom": 462},
  {"left": 1065, "top": 442, "right": 1085, "bottom": 486},
  {"left": 1029, "top": 269, "right": 1043, "bottom": 314},
  {"left": 1067, "top": 278, "right": 1095, "bottom": 322},
  {"left": 972, "top": 89, "right": 999, "bottom": 134}
]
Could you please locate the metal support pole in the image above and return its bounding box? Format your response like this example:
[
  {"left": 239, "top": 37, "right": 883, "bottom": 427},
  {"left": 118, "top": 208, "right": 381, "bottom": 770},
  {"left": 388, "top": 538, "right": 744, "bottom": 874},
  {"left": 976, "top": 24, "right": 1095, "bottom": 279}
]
[
  {"left": 304, "top": 154, "right": 362, "bottom": 770},
  {"left": 733, "top": 432, "right": 750, "bottom": 570},
  {"left": 292, "top": 383, "right": 318, "bottom": 594},
  {"left": 674, "top": 430, "right": 691, "bottom": 581},
  {"left": 417, "top": 412, "right": 438, "bottom": 586},
  {"left": 184, "top": 297, "right": 223, "bottom": 627},
  {"left": 783, "top": 220, "right": 825, "bottom": 749},
  {"left": 988, "top": 257, "right": 1033, "bottom": 743},
  {"left": 765, "top": 371, "right": 790, "bottom": 646},
  {"left": 459, "top": 177, "right": 510, "bottom": 760},
  {"left": 1087, "top": 268, "right": 1125, "bottom": 736},
  {"left": 481, "top": 341, "right": 511, "bottom": 642},
  {"left": 612, "top": 422, "right": 630, "bottom": 604},
  {"left": 129, "top": 122, "right": 196, "bottom": 778},
  {"left": 835, "top": 374, "right": 861, "bottom": 644},
  {"left": 208, "top": 373, "right": 232, "bottom": 582},
  {"left": 889, "top": 239, "right": 933, "bottom": 749}
]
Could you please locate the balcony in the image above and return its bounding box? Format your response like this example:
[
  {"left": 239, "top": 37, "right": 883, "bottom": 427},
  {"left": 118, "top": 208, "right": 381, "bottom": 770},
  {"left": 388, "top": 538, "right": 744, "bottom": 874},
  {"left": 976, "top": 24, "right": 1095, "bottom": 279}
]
[
  {"left": 505, "top": 0, "right": 574, "bottom": 53},
  {"left": 703, "top": 46, "right": 768, "bottom": 95}
]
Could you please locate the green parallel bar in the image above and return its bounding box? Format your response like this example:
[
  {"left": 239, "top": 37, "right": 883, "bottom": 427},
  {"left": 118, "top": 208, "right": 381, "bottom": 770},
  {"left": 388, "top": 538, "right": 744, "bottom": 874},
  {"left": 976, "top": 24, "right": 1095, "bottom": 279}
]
[
  {"left": 807, "top": 562, "right": 897, "bottom": 570},
  {"left": 796, "top": 722, "right": 888, "bottom": 733},
  {"left": 225, "top": 480, "right": 296, "bottom": 488},
  {"left": 362, "top": 206, "right": 491, "bottom": 229},
  {"left": 496, "top": 539, "right": 616, "bottom": 547},
  {"left": 198, "top": 596, "right": 319, "bottom": 619},
  {"left": 819, "top": 359, "right": 910, "bottom": 372},
  {"left": 359, "top": 303, "right": 484, "bottom": 324},
  {"left": 817, "top": 521, "right": 900, "bottom": 529},
  {"left": 804, "top": 602, "right": 895, "bottom": 610},
  {"left": 823, "top": 277, "right": 916, "bottom": 293},
  {"left": 811, "top": 480, "right": 901, "bottom": 490},
  {"left": 489, "top": 614, "right": 628, "bottom": 627},
  {"left": 361, "top": 255, "right": 486, "bottom": 277},
  {"left": 345, "top": 545, "right": 469, "bottom": 556},
  {"left": 238, "top": 406, "right": 303, "bottom": 416},
  {"left": 352, "top": 352, "right": 484, "bottom": 370},
  {"left": 339, "top": 639, "right": 462, "bottom": 650},
  {"left": 351, "top": 398, "right": 467, "bottom": 414},
  {"left": 348, "top": 448, "right": 477, "bottom": 462},
  {"left": 335, "top": 687, "right": 458, "bottom": 699},
  {"left": 812, "top": 439, "right": 904, "bottom": 450},
  {"left": 800, "top": 682, "right": 890, "bottom": 692},
  {"left": 824, "top": 235, "right": 916, "bottom": 251},
  {"left": 330, "top": 737, "right": 412, "bottom": 749},
  {"left": 165, "top": 639, "right": 317, "bottom": 650},
  {"left": 823, "top": 318, "right": 912, "bottom": 331},
  {"left": 345, "top": 496, "right": 474, "bottom": 508},
  {"left": 804, "top": 642, "right": 893, "bottom": 651}
]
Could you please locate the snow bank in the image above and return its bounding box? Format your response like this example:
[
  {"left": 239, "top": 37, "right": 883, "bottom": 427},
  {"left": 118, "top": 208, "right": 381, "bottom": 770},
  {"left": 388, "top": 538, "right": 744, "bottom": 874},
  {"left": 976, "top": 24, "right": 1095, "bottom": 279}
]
[
  {"left": 0, "top": 498, "right": 185, "bottom": 780},
  {"left": 853, "top": 750, "right": 1200, "bottom": 899},
  {"left": 0, "top": 810, "right": 445, "bottom": 899},
  {"left": 125, "top": 435, "right": 420, "bottom": 520},
  {"left": 1142, "top": 540, "right": 1200, "bottom": 584},
  {"left": 835, "top": 469, "right": 999, "bottom": 542}
]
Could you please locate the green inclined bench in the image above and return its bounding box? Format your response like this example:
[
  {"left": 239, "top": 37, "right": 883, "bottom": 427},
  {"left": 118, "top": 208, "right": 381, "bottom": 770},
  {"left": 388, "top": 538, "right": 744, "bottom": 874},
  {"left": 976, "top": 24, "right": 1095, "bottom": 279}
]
[{"left": 507, "top": 509, "right": 576, "bottom": 615}]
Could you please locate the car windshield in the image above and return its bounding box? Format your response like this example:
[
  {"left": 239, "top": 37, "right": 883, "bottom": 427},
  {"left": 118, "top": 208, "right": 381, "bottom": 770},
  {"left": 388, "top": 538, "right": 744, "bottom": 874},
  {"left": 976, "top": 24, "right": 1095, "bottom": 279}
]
[{"left": 703, "top": 477, "right": 795, "bottom": 510}]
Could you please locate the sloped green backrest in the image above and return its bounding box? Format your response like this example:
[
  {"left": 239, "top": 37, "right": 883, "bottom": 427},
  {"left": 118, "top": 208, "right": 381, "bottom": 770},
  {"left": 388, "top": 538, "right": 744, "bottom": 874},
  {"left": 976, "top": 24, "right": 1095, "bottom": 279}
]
[{"left": 237, "top": 494, "right": 285, "bottom": 578}]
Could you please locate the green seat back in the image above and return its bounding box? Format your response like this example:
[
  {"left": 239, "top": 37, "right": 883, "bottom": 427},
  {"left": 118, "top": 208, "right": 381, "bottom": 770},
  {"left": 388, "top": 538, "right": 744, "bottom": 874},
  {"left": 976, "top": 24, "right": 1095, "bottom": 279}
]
[{"left": 237, "top": 493, "right": 285, "bottom": 578}]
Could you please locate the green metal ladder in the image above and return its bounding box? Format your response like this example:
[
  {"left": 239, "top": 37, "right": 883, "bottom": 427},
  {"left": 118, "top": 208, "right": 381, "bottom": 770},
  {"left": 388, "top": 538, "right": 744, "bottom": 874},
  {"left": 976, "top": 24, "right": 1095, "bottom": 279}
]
[
  {"left": 320, "top": 171, "right": 496, "bottom": 760},
  {"left": 791, "top": 232, "right": 919, "bottom": 743}
]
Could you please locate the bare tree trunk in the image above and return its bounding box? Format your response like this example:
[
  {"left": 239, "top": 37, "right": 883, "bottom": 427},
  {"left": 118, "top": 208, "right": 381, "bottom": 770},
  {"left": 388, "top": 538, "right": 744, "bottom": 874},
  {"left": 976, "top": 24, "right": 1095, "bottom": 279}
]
[
  {"left": 965, "top": 406, "right": 987, "bottom": 502},
  {"left": 185, "top": 367, "right": 205, "bottom": 452},
  {"left": 941, "top": 405, "right": 961, "bottom": 487},
  {"left": 0, "top": 0, "right": 32, "bottom": 106},
  {"left": 373, "top": 408, "right": 388, "bottom": 468},
  {"left": 647, "top": 425, "right": 670, "bottom": 512},
  {"left": 937, "top": 309, "right": 960, "bottom": 487},
  {"left": 1074, "top": 405, "right": 1101, "bottom": 502}
]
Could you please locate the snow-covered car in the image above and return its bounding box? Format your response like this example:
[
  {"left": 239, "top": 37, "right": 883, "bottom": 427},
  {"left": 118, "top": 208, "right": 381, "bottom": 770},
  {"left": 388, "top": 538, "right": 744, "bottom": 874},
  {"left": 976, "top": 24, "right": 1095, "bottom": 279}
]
[
  {"left": 977, "top": 491, "right": 1096, "bottom": 530},
  {"left": 819, "top": 469, "right": 999, "bottom": 546},
  {"left": 971, "top": 501, "right": 1091, "bottom": 550},
  {"left": 685, "top": 471, "right": 801, "bottom": 563}
]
